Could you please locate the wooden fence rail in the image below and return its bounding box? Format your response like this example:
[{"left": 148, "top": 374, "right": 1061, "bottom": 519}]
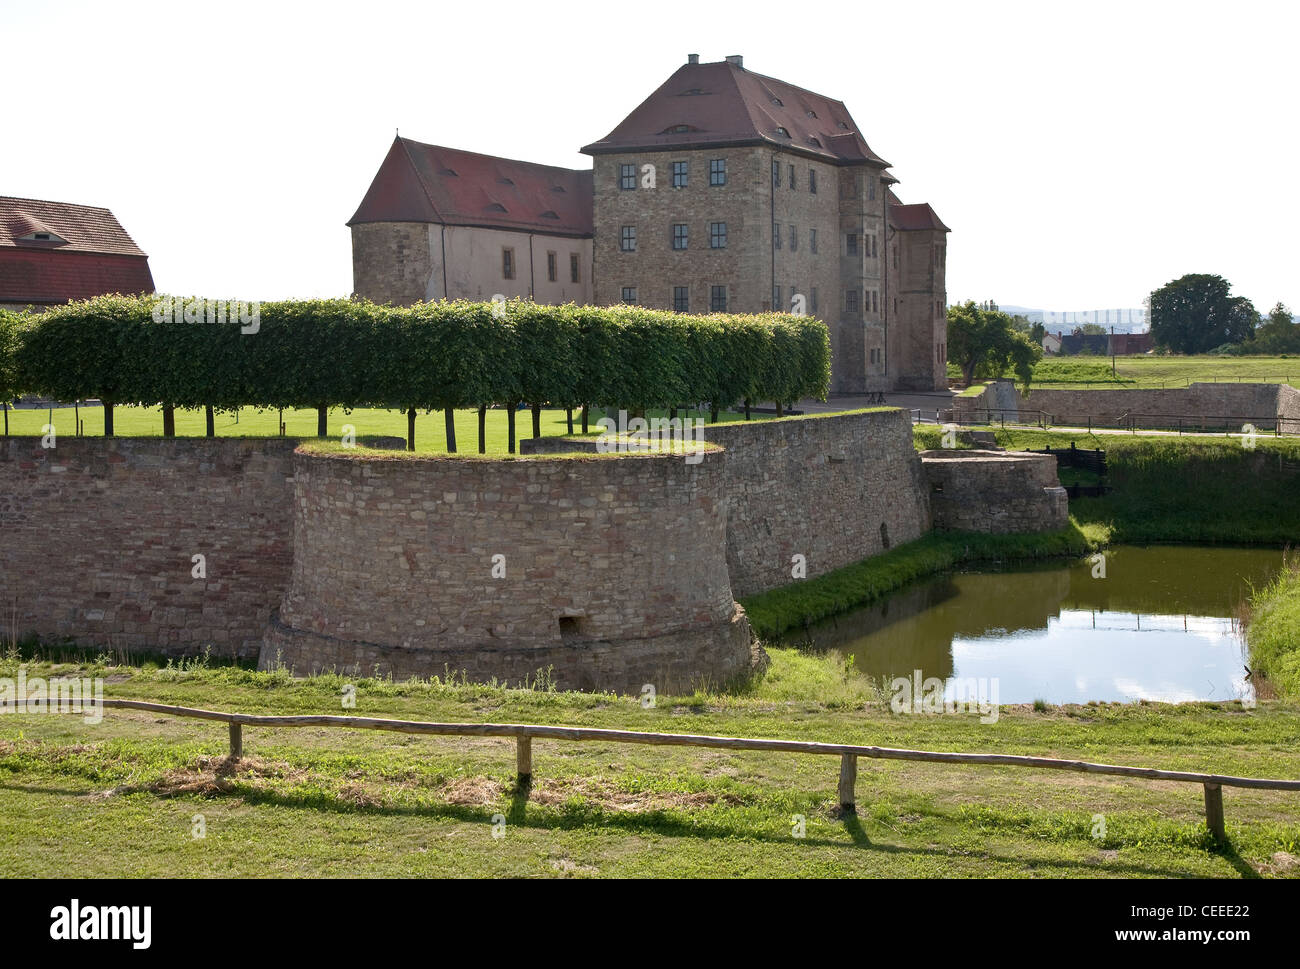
[{"left": 10, "top": 698, "right": 1300, "bottom": 842}]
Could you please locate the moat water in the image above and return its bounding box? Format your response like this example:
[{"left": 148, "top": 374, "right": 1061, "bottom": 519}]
[{"left": 791, "top": 546, "right": 1285, "bottom": 705}]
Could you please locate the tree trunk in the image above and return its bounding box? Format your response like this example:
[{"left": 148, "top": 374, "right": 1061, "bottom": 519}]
[
  {"left": 3, "top": 402, "right": 8, "bottom": 437},
  {"left": 444, "top": 407, "right": 457, "bottom": 453},
  {"left": 775, "top": 401, "right": 784, "bottom": 418},
  {"left": 531, "top": 403, "right": 541, "bottom": 439},
  {"left": 669, "top": 406, "right": 678, "bottom": 421},
  {"left": 103, "top": 401, "right": 115, "bottom": 437},
  {"left": 744, "top": 399, "right": 751, "bottom": 421},
  {"left": 162, "top": 405, "right": 176, "bottom": 437},
  {"left": 566, "top": 408, "right": 574, "bottom": 435},
  {"left": 316, "top": 405, "right": 327, "bottom": 437},
  {"left": 205, "top": 405, "right": 215, "bottom": 437},
  {"left": 507, "top": 404, "right": 517, "bottom": 454},
  {"left": 710, "top": 403, "right": 719, "bottom": 423},
  {"left": 581, "top": 405, "right": 589, "bottom": 434},
  {"left": 477, "top": 405, "right": 487, "bottom": 454},
  {"left": 407, "top": 407, "right": 416, "bottom": 452}
]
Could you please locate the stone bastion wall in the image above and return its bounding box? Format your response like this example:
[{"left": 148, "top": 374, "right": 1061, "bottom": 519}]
[
  {"left": 920, "top": 449, "right": 1069, "bottom": 534},
  {"left": 954, "top": 381, "right": 1300, "bottom": 431},
  {"left": 0, "top": 410, "right": 1068, "bottom": 691},
  {"left": 263, "top": 448, "right": 750, "bottom": 693}
]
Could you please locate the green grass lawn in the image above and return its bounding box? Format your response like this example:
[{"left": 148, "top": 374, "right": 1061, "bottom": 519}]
[
  {"left": 1028, "top": 355, "right": 1300, "bottom": 389},
  {"left": 1, "top": 404, "right": 754, "bottom": 454},
  {"left": 1, "top": 652, "right": 1297, "bottom": 878}
]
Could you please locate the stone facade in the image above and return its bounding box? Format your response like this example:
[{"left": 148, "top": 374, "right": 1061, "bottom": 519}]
[
  {"left": 921, "top": 450, "right": 1068, "bottom": 533},
  {"left": 0, "top": 438, "right": 298, "bottom": 659},
  {"left": 263, "top": 448, "right": 749, "bottom": 692},
  {"left": 955, "top": 380, "right": 1300, "bottom": 432},
  {"left": 703, "top": 409, "right": 930, "bottom": 596}
]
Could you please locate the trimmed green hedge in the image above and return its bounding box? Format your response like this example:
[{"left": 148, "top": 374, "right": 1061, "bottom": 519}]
[{"left": 2, "top": 295, "right": 831, "bottom": 449}]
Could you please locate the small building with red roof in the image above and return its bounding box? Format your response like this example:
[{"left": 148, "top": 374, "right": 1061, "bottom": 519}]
[{"left": 0, "top": 197, "right": 154, "bottom": 311}]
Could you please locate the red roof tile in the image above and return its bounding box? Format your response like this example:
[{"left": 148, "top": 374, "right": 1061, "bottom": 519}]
[
  {"left": 348, "top": 137, "right": 594, "bottom": 237},
  {"left": 580, "top": 59, "right": 892, "bottom": 168},
  {"left": 0, "top": 196, "right": 148, "bottom": 256},
  {"left": 888, "top": 201, "right": 950, "bottom": 233},
  {"left": 0, "top": 249, "right": 155, "bottom": 305}
]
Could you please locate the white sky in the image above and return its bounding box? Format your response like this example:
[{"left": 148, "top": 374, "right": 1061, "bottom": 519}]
[{"left": 4, "top": 0, "right": 1296, "bottom": 312}]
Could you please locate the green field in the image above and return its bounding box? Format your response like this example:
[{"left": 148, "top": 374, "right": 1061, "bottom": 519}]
[
  {"left": 1029, "top": 355, "right": 1300, "bottom": 389},
  {"left": 1, "top": 652, "right": 1296, "bottom": 878},
  {"left": 0, "top": 404, "right": 754, "bottom": 454}
]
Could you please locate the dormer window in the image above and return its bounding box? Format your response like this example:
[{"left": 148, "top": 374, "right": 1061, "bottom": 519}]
[
  {"left": 497, "top": 177, "right": 515, "bottom": 186},
  {"left": 806, "top": 110, "right": 818, "bottom": 119},
  {"left": 18, "top": 230, "right": 67, "bottom": 244},
  {"left": 808, "top": 137, "right": 822, "bottom": 148},
  {"left": 551, "top": 185, "right": 566, "bottom": 193},
  {"left": 770, "top": 97, "right": 784, "bottom": 106},
  {"left": 837, "top": 121, "right": 850, "bottom": 130},
  {"left": 486, "top": 203, "right": 508, "bottom": 213},
  {"left": 660, "top": 124, "right": 696, "bottom": 134},
  {"left": 438, "top": 167, "right": 458, "bottom": 176},
  {"left": 539, "top": 210, "right": 560, "bottom": 220},
  {"left": 680, "top": 88, "right": 705, "bottom": 96},
  {"left": 775, "top": 126, "right": 790, "bottom": 137}
]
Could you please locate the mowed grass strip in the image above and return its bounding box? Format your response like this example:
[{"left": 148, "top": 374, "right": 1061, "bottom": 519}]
[{"left": 1, "top": 653, "right": 1298, "bottom": 878}]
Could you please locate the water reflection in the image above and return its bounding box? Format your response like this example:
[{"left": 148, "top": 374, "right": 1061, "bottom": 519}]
[{"left": 790, "top": 546, "right": 1284, "bottom": 704}]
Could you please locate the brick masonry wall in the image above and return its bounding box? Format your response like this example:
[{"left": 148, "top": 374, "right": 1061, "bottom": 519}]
[
  {"left": 702, "top": 408, "right": 930, "bottom": 597},
  {"left": 262, "top": 449, "right": 751, "bottom": 693},
  {"left": 921, "top": 450, "right": 1068, "bottom": 533},
  {"left": 0, "top": 437, "right": 297, "bottom": 659},
  {"left": 955, "top": 380, "right": 1296, "bottom": 429}
]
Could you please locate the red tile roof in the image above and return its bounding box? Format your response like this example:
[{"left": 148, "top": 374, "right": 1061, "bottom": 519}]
[
  {"left": 580, "top": 59, "right": 892, "bottom": 168},
  {"left": 0, "top": 249, "right": 155, "bottom": 305},
  {"left": 0, "top": 196, "right": 149, "bottom": 256},
  {"left": 348, "top": 137, "right": 594, "bottom": 237},
  {"left": 888, "top": 201, "right": 950, "bottom": 233}
]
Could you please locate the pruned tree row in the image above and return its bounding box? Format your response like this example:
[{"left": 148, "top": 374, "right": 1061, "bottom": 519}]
[{"left": 0, "top": 296, "right": 831, "bottom": 450}]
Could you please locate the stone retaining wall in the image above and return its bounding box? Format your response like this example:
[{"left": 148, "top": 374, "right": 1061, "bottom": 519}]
[{"left": 920, "top": 449, "right": 1068, "bottom": 533}]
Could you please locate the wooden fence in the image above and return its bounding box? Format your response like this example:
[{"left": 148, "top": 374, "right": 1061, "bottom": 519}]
[{"left": 11, "top": 697, "right": 1300, "bottom": 842}]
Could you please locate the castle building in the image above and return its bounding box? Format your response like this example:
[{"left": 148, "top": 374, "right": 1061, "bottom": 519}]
[{"left": 350, "top": 54, "right": 949, "bottom": 394}]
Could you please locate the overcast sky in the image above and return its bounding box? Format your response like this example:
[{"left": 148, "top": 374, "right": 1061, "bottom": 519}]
[{"left": 5, "top": 0, "right": 1295, "bottom": 313}]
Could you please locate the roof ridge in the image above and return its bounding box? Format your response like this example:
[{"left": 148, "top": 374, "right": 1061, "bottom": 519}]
[{"left": 398, "top": 136, "right": 588, "bottom": 177}]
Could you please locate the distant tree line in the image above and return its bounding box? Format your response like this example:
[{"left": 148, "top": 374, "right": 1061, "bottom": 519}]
[
  {"left": 1148, "top": 274, "right": 1297, "bottom": 355},
  {"left": 946, "top": 301, "right": 1043, "bottom": 389},
  {"left": 0, "top": 296, "right": 831, "bottom": 450}
]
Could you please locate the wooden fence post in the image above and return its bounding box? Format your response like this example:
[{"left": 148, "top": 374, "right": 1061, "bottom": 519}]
[
  {"left": 1203, "top": 783, "right": 1225, "bottom": 842},
  {"left": 838, "top": 753, "right": 857, "bottom": 812},
  {"left": 517, "top": 735, "right": 532, "bottom": 787},
  {"left": 228, "top": 723, "right": 242, "bottom": 761}
]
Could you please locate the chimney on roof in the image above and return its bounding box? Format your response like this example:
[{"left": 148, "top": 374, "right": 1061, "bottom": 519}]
[
  {"left": 725, "top": 54, "right": 743, "bottom": 68},
  {"left": 687, "top": 53, "right": 699, "bottom": 64}
]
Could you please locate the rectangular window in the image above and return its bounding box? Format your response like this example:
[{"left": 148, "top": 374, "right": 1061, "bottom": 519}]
[
  {"left": 709, "top": 158, "right": 726, "bottom": 186},
  {"left": 788, "top": 164, "right": 795, "bottom": 190},
  {"left": 546, "top": 251, "right": 557, "bottom": 283},
  {"left": 620, "top": 225, "right": 637, "bottom": 252},
  {"left": 502, "top": 247, "right": 515, "bottom": 280},
  {"left": 773, "top": 223, "right": 781, "bottom": 250},
  {"left": 672, "top": 161, "right": 688, "bottom": 188},
  {"left": 710, "top": 222, "right": 727, "bottom": 248},
  {"left": 846, "top": 233, "right": 858, "bottom": 256},
  {"left": 892, "top": 246, "right": 898, "bottom": 269},
  {"left": 772, "top": 160, "right": 781, "bottom": 187},
  {"left": 620, "top": 164, "right": 636, "bottom": 190},
  {"left": 673, "top": 286, "right": 689, "bottom": 313},
  {"left": 868, "top": 179, "right": 876, "bottom": 201},
  {"left": 872, "top": 234, "right": 878, "bottom": 258},
  {"left": 846, "top": 289, "right": 858, "bottom": 314},
  {"left": 570, "top": 252, "right": 580, "bottom": 283},
  {"left": 773, "top": 285, "right": 782, "bottom": 308},
  {"left": 672, "top": 223, "right": 688, "bottom": 250},
  {"left": 710, "top": 285, "right": 727, "bottom": 312},
  {"left": 809, "top": 169, "right": 817, "bottom": 194},
  {"left": 873, "top": 290, "right": 879, "bottom": 313},
  {"left": 788, "top": 225, "right": 797, "bottom": 252},
  {"left": 622, "top": 286, "right": 637, "bottom": 304},
  {"left": 810, "top": 228, "right": 818, "bottom": 253}
]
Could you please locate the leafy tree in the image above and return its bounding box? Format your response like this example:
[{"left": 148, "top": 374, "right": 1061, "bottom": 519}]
[
  {"left": 1078, "top": 323, "right": 1107, "bottom": 336},
  {"left": 946, "top": 301, "right": 1043, "bottom": 389},
  {"left": 1148, "top": 274, "right": 1258, "bottom": 353},
  {"left": 1249, "top": 302, "right": 1300, "bottom": 354}
]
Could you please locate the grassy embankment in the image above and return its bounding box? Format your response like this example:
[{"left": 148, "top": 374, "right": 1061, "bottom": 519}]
[
  {"left": 1, "top": 650, "right": 1297, "bottom": 878},
  {"left": 1246, "top": 559, "right": 1300, "bottom": 698},
  {"left": 951, "top": 355, "right": 1300, "bottom": 389}
]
